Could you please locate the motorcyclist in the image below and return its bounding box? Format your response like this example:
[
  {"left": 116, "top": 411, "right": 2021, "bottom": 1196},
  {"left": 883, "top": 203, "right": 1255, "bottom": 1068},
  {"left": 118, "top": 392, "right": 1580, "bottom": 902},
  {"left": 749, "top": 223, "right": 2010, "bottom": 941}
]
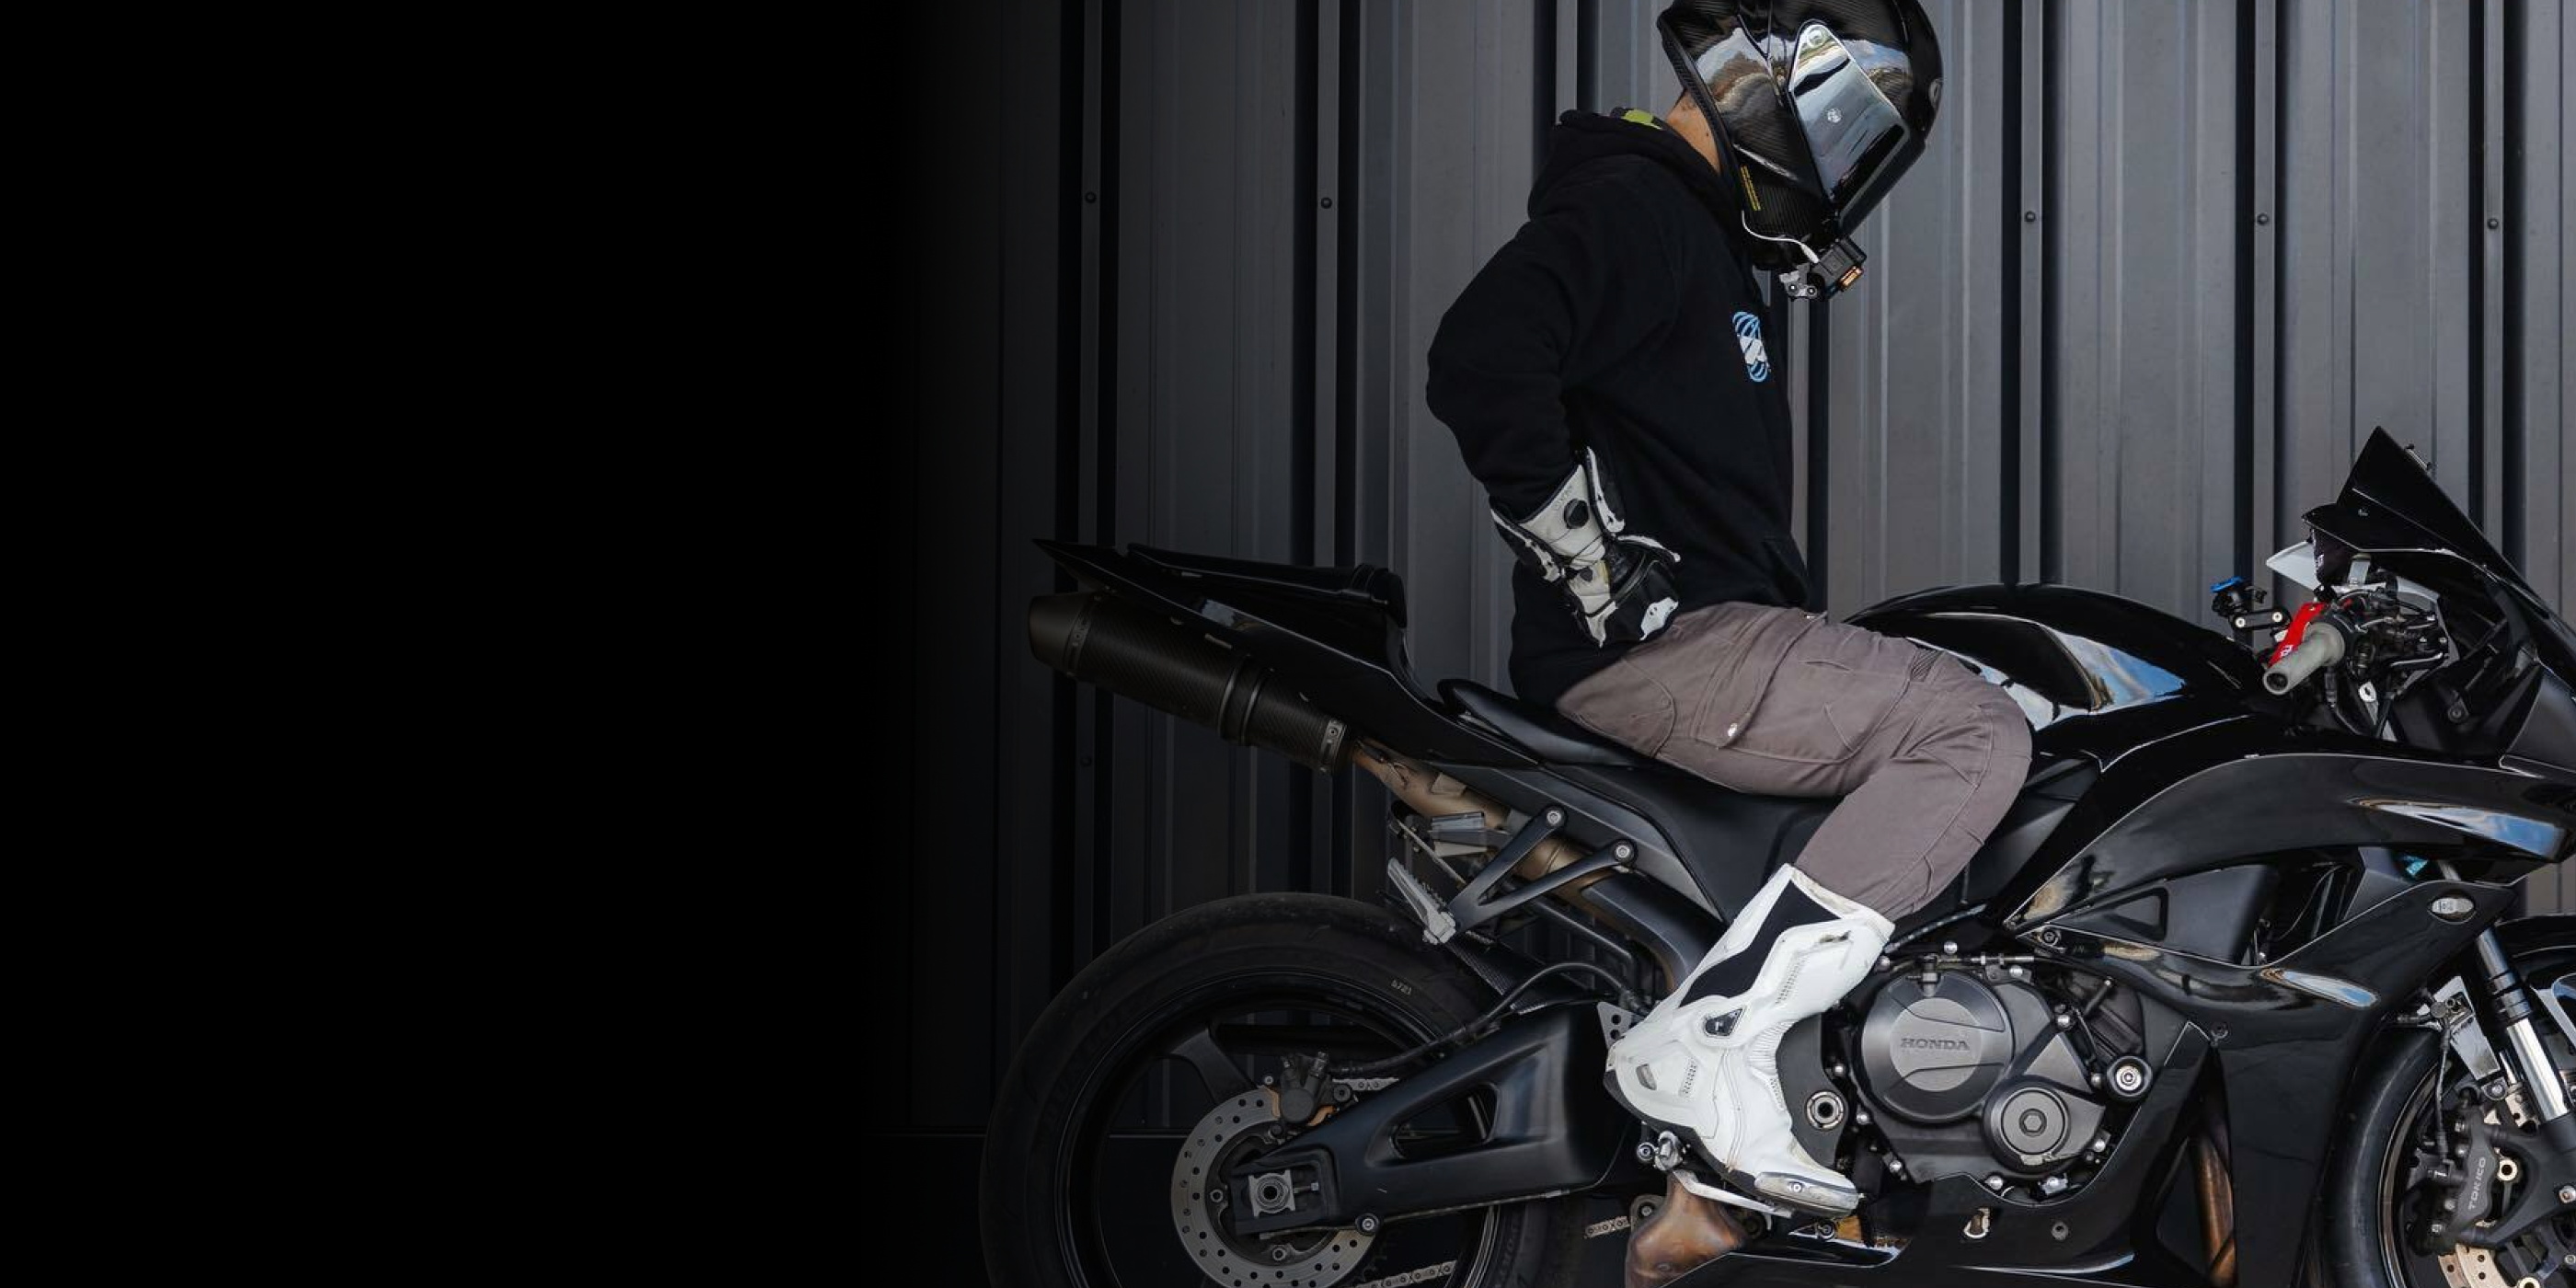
[{"left": 1425, "top": 0, "right": 2030, "bottom": 1215}]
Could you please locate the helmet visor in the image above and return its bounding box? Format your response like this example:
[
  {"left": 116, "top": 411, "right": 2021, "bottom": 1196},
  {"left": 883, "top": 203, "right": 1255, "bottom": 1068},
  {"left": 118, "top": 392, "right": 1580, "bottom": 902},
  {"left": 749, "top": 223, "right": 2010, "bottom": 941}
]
[{"left": 1787, "top": 21, "right": 1909, "bottom": 218}]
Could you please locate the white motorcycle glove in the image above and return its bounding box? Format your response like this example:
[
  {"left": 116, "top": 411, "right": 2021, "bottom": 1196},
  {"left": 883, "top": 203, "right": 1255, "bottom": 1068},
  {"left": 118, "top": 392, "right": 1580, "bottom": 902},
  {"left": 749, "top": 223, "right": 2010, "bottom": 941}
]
[{"left": 1489, "top": 447, "right": 1681, "bottom": 646}]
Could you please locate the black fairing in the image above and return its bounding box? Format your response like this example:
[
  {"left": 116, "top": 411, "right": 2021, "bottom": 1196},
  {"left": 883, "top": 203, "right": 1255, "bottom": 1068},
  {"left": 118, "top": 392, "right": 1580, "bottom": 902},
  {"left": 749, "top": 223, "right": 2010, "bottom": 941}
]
[{"left": 1846, "top": 582, "right": 2262, "bottom": 739}]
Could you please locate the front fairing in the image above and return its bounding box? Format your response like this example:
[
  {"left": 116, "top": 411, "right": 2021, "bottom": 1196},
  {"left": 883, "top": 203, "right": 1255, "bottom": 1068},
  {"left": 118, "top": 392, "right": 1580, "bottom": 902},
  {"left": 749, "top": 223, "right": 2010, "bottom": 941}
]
[
  {"left": 2301, "top": 430, "right": 2576, "bottom": 684},
  {"left": 1855, "top": 580, "right": 2574, "bottom": 926}
]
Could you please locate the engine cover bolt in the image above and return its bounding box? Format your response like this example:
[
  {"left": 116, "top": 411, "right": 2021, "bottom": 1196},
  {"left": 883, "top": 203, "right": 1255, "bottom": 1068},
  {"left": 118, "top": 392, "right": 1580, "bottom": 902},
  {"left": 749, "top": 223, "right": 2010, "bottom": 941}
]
[
  {"left": 2559, "top": 1185, "right": 2574, "bottom": 1204},
  {"left": 1806, "top": 1090, "right": 1847, "bottom": 1130},
  {"left": 2108, "top": 1056, "right": 2152, "bottom": 1099},
  {"left": 1987, "top": 1174, "right": 2007, "bottom": 1191}
]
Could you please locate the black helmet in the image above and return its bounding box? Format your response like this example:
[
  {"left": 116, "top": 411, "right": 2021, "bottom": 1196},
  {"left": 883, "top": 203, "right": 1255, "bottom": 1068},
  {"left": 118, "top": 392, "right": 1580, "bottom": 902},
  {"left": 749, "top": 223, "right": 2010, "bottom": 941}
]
[{"left": 1657, "top": 0, "right": 1942, "bottom": 299}]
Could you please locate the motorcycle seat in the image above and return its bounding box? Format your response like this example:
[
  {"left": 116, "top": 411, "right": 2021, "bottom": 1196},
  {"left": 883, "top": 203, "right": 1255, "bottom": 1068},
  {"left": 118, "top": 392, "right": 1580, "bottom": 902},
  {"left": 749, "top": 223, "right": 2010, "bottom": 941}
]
[
  {"left": 1438, "top": 678, "right": 1658, "bottom": 768},
  {"left": 1432, "top": 677, "right": 2094, "bottom": 926}
]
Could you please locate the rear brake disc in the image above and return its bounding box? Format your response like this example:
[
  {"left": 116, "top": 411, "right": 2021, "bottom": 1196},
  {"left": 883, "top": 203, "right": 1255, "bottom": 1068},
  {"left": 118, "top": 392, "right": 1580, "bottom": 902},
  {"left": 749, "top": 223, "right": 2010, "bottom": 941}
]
[{"left": 1169, "top": 1089, "right": 1376, "bottom": 1288}]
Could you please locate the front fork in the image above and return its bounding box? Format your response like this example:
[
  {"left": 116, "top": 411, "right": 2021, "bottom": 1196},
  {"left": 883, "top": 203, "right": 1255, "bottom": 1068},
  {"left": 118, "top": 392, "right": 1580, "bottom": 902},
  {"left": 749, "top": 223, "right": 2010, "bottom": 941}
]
[
  {"left": 2470, "top": 927, "right": 2576, "bottom": 1154},
  {"left": 2423, "top": 925, "right": 2576, "bottom": 1258}
]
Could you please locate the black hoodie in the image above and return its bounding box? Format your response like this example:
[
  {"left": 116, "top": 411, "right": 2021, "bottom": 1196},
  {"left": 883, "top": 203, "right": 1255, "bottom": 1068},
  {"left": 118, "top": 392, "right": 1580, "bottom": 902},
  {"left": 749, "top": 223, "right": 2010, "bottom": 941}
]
[{"left": 1427, "top": 107, "right": 1811, "bottom": 710}]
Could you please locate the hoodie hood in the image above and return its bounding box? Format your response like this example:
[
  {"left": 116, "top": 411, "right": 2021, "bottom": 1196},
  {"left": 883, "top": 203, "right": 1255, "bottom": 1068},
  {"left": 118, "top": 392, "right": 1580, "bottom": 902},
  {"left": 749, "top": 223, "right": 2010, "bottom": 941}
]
[{"left": 1533, "top": 108, "right": 1743, "bottom": 231}]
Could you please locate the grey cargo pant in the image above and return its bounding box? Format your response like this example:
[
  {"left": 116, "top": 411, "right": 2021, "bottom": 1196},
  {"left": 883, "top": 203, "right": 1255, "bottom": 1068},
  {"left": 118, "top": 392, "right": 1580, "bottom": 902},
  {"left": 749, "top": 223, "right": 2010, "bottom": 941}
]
[{"left": 1554, "top": 601, "right": 2032, "bottom": 919}]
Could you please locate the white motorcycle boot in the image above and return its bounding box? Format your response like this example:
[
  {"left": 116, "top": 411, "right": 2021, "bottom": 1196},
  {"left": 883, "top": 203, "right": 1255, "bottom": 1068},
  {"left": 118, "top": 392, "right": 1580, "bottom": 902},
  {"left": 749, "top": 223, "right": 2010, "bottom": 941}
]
[{"left": 1606, "top": 864, "right": 1892, "bottom": 1213}]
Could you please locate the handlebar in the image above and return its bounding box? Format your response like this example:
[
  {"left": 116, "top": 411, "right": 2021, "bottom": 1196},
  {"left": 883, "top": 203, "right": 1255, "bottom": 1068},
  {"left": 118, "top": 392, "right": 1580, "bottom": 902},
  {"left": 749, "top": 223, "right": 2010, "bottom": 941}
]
[{"left": 2262, "top": 621, "right": 2348, "bottom": 695}]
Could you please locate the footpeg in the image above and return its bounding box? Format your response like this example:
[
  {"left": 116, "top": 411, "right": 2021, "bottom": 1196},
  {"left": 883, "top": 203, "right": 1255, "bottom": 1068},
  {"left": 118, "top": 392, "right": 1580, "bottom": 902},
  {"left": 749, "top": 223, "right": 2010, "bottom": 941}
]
[
  {"left": 1750, "top": 1169, "right": 1860, "bottom": 1215},
  {"left": 1673, "top": 1168, "right": 1792, "bottom": 1218},
  {"left": 1384, "top": 858, "right": 1457, "bottom": 945}
]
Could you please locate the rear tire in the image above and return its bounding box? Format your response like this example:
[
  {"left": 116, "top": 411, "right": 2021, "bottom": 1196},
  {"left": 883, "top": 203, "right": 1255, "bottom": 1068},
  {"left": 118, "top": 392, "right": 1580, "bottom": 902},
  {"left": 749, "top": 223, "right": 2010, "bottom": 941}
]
[{"left": 979, "top": 892, "right": 1589, "bottom": 1288}]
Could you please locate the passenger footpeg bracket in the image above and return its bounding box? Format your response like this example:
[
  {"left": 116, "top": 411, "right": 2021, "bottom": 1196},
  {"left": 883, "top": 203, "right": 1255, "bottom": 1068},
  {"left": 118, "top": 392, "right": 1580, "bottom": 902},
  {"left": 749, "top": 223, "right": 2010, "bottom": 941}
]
[{"left": 1444, "top": 805, "right": 1635, "bottom": 936}]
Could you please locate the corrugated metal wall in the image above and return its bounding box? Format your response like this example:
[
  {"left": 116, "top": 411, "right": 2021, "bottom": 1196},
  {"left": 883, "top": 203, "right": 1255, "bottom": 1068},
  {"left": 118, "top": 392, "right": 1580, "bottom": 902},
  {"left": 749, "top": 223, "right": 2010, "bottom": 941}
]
[{"left": 896, "top": 0, "right": 2573, "bottom": 1143}]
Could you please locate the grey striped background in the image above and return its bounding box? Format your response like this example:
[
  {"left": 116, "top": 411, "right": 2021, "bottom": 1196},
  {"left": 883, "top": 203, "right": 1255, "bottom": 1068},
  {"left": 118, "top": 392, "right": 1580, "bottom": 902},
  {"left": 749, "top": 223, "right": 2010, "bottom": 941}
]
[{"left": 899, "top": 0, "right": 2571, "bottom": 1141}]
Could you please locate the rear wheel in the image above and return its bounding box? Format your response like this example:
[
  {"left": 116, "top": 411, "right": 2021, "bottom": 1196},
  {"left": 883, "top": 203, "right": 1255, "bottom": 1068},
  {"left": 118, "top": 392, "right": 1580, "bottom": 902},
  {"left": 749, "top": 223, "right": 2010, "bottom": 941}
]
[
  {"left": 980, "top": 892, "right": 1587, "bottom": 1288},
  {"left": 2315, "top": 938, "right": 2575, "bottom": 1287}
]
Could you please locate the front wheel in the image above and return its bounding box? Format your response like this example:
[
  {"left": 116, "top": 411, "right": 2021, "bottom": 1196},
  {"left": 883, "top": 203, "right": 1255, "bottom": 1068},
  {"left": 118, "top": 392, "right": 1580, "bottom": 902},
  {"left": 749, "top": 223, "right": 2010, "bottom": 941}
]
[
  {"left": 979, "top": 891, "right": 1587, "bottom": 1288},
  {"left": 2314, "top": 937, "right": 2575, "bottom": 1287}
]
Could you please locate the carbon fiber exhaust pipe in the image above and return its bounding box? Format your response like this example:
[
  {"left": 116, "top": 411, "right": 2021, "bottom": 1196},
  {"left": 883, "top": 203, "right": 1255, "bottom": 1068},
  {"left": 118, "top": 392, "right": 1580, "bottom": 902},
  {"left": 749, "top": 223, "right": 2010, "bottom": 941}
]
[{"left": 1029, "top": 592, "right": 1351, "bottom": 770}]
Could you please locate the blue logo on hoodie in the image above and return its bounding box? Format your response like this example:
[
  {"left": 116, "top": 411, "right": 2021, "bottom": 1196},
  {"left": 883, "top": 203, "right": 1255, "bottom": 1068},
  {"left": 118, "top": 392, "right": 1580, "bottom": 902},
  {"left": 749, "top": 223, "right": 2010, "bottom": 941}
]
[{"left": 1733, "top": 310, "right": 1770, "bottom": 383}]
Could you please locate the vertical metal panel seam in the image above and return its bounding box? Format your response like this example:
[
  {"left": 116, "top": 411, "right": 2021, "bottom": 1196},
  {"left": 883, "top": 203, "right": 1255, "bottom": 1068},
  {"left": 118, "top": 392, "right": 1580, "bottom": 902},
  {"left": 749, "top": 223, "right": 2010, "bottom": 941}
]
[
  {"left": 2014, "top": 0, "right": 2045, "bottom": 586},
  {"left": 2253, "top": 0, "right": 2280, "bottom": 600},
  {"left": 1998, "top": 0, "right": 2022, "bottom": 582},
  {"left": 1288, "top": 0, "right": 1320, "bottom": 899},
  {"left": 1536, "top": 0, "right": 1558, "bottom": 172},
  {"left": 1577, "top": 0, "right": 1601, "bottom": 109},
  {"left": 1806, "top": 296, "right": 1832, "bottom": 611},
  {"left": 1089, "top": 0, "right": 1122, "bottom": 978},
  {"left": 2234, "top": 0, "right": 2258, "bottom": 581},
  {"left": 1048, "top": 0, "right": 1095, "bottom": 1004},
  {"left": 2037, "top": 0, "right": 2061, "bottom": 585},
  {"left": 2498, "top": 0, "right": 2522, "bottom": 569},
  {"left": 2473, "top": 0, "right": 2503, "bottom": 531}
]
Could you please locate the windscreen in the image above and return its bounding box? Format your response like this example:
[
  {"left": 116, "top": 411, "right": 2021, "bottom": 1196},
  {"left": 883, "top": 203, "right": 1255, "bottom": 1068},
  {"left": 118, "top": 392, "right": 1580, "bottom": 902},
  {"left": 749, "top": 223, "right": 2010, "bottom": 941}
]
[
  {"left": 2305, "top": 431, "right": 2529, "bottom": 595},
  {"left": 2303, "top": 430, "right": 2575, "bottom": 684}
]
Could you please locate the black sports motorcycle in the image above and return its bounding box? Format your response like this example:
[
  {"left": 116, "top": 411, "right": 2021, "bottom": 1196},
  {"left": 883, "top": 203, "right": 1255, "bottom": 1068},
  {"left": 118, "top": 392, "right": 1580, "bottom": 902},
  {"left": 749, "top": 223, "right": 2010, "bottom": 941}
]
[{"left": 983, "top": 430, "right": 2575, "bottom": 1288}]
